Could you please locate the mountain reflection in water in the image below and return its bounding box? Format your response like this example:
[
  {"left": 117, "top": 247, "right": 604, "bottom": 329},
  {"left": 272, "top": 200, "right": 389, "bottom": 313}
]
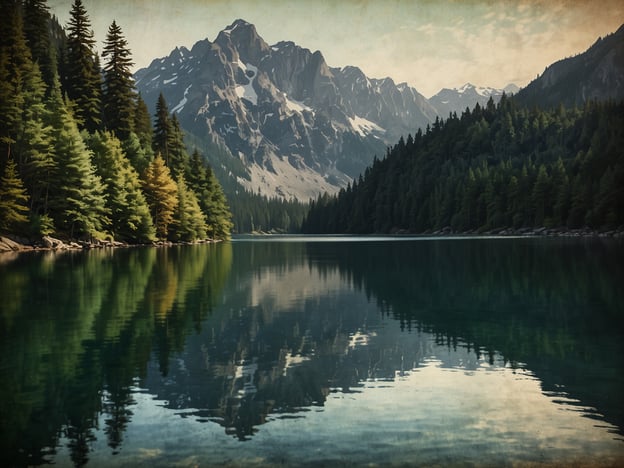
[{"left": 0, "top": 237, "right": 622, "bottom": 466}]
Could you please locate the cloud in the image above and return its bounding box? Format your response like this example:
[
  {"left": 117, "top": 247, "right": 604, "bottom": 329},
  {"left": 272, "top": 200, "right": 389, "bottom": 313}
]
[{"left": 47, "top": 0, "right": 624, "bottom": 98}]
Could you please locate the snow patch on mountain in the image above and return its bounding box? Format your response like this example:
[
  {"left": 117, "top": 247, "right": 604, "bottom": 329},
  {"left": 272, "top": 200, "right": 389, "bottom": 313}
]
[
  {"left": 284, "top": 94, "right": 312, "bottom": 114},
  {"left": 172, "top": 84, "right": 192, "bottom": 113},
  {"left": 235, "top": 63, "right": 258, "bottom": 105},
  {"left": 457, "top": 83, "right": 498, "bottom": 97},
  {"left": 349, "top": 115, "right": 385, "bottom": 137}
]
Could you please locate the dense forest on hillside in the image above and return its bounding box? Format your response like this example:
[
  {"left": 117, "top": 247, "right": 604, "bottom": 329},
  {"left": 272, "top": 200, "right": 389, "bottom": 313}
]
[
  {"left": 0, "top": 0, "right": 232, "bottom": 243},
  {"left": 228, "top": 191, "right": 307, "bottom": 233},
  {"left": 303, "top": 97, "right": 624, "bottom": 234}
]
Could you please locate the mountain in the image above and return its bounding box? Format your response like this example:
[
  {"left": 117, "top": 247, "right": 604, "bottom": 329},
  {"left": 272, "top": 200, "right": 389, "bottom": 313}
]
[
  {"left": 135, "top": 19, "right": 438, "bottom": 200},
  {"left": 429, "top": 83, "right": 519, "bottom": 117},
  {"left": 516, "top": 24, "right": 624, "bottom": 108}
]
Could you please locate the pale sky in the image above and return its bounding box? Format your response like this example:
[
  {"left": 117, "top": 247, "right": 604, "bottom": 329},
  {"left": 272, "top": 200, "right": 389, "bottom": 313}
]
[{"left": 47, "top": 0, "right": 624, "bottom": 98}]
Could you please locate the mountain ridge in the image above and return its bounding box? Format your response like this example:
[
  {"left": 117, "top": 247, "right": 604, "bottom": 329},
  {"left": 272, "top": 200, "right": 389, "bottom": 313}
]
[
  {"left": 134, "top": 19, "right": 437, "bottom": 200},
  {"left": 516, "top": 23, "right": 624, "bottom": 107},
  {"left": 429, "top": 83, "right": 520, "bottom": 117},
  {"left": 135, "top": 19, "right": 624, "bottom": 202}
]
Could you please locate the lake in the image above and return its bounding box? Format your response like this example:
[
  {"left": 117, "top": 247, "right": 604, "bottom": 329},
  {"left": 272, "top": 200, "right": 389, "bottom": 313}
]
[{"left": 1, "top": 236, "right": 623, "bottom": 466}]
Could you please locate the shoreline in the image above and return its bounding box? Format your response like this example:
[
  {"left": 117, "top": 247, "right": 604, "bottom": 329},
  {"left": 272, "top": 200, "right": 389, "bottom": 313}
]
[
  {"left": 0, "top": 234, "right": 221, "bottom": 255},
  {"left": 3, "top": 227, "right": 623, "bottom": 254}
]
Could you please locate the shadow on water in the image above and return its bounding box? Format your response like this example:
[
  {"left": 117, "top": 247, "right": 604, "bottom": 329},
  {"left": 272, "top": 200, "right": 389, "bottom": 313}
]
[{"left": 0, "top": 237, "right": 623, "bottom": 465}]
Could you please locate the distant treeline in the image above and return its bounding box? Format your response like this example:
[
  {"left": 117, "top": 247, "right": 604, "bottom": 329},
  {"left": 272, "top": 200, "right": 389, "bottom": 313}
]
[
  {"left": 302, "top": 97, "right": 624, "bottom": 233},
  {"left": 0, "top": 0, "right": 232, "bottom": 242},
  {"left": 228, "top": 190, "right": 308, "bottom": 233}
]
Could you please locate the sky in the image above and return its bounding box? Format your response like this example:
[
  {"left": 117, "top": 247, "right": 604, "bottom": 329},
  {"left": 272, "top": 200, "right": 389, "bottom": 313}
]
[{"left": 47, "top": 0, "right": 624, "bottom": 98}]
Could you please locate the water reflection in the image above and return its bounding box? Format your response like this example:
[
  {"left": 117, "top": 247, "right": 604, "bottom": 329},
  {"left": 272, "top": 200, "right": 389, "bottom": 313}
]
[
  {"left": 0, "top": 244, "right": 232, "bottom": 466},
  {"left": 144, "top": 238, "right": 624, "bottom": 443},
  {"left": 0, "top": 238, "right": 623, "bottom": 466}
]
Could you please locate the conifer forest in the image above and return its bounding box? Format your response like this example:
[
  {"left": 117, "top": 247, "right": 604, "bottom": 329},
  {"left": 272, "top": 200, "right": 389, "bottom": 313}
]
[
  {"left": 303, "top": 98, "right": 624, "bottom": 234},
  {"left": 0, "top": 0, "right": 233, "bottom": 243}
]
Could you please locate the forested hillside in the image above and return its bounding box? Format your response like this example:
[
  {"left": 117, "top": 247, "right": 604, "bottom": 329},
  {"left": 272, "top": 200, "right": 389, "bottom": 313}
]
[
  {"left": 302, "top": 96, "right": 624, "bottom": 234},
  {"left": 0, "top": 0, "right": 232, "bottom": 243}
]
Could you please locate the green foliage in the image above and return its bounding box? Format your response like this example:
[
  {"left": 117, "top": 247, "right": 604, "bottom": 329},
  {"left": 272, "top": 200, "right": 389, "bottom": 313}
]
[
  {"left": 228, "top": 190, "right": 308, "bottom": 233},
  {"left": 122, "top": 131, "right": 152, "bottom": 175},
  {"left": 23, "top": 0, "right": 56, "bottom": 88},
  {"left": 170, "top": 174, "right": 208, "bottom": 242},
  {"left": 303, "top": 100, "right": 624, "bottom": 233},
  {"left": 87, "top": 131, "right": 156, "bottom": 242},
  {"left": 45, "top": 80, "right": 109, "bottom": 238},
  {"left": 186, "top": 149, "right": 233, "bottom": 240},
  {"left": 0, "top": 1, "right": 33, "bottom": 165},
  {"left": 142, "top": 154, "right": 178, "bottom": 239},
  {"left": 63, "top": 0, "right": 102, "bottom": 132},
  {"left": 134, "top": 93, "right": 153, "bottom": 152},
  {"left": 151, "top": 94, "right": 190, "bottom": 174},
  {"left": 102, "top": 20, "right": 135, "bottom": 139},
  {"left": 0, "top": 0, "right": 233, "bottom": 243},
  {"left": 0, "top": 158, "right": 29, "bottom": 231}
]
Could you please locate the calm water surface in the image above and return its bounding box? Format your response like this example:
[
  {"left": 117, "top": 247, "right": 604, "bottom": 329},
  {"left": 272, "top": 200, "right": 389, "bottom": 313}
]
[{"left": 1, "top": 237, "right": 623, "bottom": 466}]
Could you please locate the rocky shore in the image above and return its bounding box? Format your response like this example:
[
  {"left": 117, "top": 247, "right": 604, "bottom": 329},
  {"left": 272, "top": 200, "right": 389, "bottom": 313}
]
[{"left": 0, "top": 234, "right": 219, "bottom": 253}]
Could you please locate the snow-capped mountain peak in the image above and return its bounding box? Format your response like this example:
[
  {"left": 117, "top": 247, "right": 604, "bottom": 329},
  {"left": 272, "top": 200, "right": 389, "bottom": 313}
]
[
  {"left": 429, "top": 82, "right": 518, "bottom": 116},
  {"left": 134, "top": 19, "right": 437, "bottom": 200}
]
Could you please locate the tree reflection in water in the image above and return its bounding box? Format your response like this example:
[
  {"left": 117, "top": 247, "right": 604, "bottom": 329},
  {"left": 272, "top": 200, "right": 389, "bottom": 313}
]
[{"left": 0, "top": 237, "right": 622, "bottom": 465}]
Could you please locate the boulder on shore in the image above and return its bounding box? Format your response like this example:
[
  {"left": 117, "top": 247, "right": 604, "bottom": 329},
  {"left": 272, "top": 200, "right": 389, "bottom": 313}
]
[
  {"left": 42, "top": 236, "right": 68, "bottom": 250},
  {"left": 0, "top": 236, "right": 24, "bottom": 252}
]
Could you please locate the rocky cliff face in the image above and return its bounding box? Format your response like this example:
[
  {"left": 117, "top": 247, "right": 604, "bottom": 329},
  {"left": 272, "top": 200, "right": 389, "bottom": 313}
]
[{"left": 135, "top": 19, "right": 437, "bottom": 200}]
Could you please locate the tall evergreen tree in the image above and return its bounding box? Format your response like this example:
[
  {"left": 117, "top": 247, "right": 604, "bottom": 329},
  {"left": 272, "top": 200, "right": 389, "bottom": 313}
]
[
  {"left": 142, "top": 155, "right": 177, "bottom": 239},
  {"left": 0, "top": 0, "right": 32, "bottom": 167},
  {"left": 0, "top": 158, "right": 30, "bottom": 232},
  {"left": 152, "top": 92, "right": 173, "bottom": 165},
  {"left": 45, "top": 79, "right": 109, "bottom": 238},
  {"left": 203, "top": 164, "right": 233, "bottom": 240},
  {"left": 102, "top": 20, "right": 135, "bottom": 139},
  {"left": 64, "top": 0, "right": 101, "bottom": 132},
  {"left": 170, "top": 174, "right": 208, "bottom": 242},
  {"left": 168, "top": 114, "right": 189, "bottom": 174},
  {"left": 187, "top": 149, "right": 232, "bottom": 240},
  {"left": 22, "top": 0, "right": 56, "bottom": 89},
  {"left": 134, "top": 93, "right": 153, "bottom": 151},
  {"left": 88, "top": 131, "right": 156, "bottom": 242},
  {"left": 122, "top": 131, "right": 151, "bottom": 175},
  {"left": 15, "top": 62, "right": 55, "bottom": 224}
]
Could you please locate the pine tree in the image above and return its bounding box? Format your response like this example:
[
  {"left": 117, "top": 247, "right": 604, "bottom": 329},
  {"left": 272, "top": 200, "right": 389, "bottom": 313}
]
[
  {"left": 186, "top": 149, "right": 232, "bottom": 240},
  {"left": 0, "top": 1, "right": 32, "bottom": 167},
  {"left": 102, "top": 20, "right": 135, "bottom": 139},
  {"left": 45, "top": 79, "right": 109, "bottom": 238},
  {"left": 152, "top": 93, "right": 173, "bottom": 165},
  {"left": 122, "top": 131, "right": 151, "bottom": 175},
  {"left": 142, "top": 155, "right": 178, "bottom": 239},
  {"left": 134, "top": 93, "right": 153, "bottom": 151},
  {"left": 23, "top": 0, "right": 56, "bottom": 88},
  {"left": 170, "top": 174, "right": 208, "bottom": 242},
  {"left": 532, "top": 164, "right": 551, "bottom": 226},
  {"left": 64, "top": 0, "right": 102, "bottom": 132},
  {"left": 88, "top": 131, "right": 156, "bottom": 242},
  {"left": 204, "top": 164, "right": 233, "bottom": 240},
  {"left": 168, "top": 114, "right": 189, "bottom": 174},
  {"left": 0, "top": 158, "right": 30, "bottom": 232},
  {"left": 16, "top": 62, "right": 55, "bottom": 221}
]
